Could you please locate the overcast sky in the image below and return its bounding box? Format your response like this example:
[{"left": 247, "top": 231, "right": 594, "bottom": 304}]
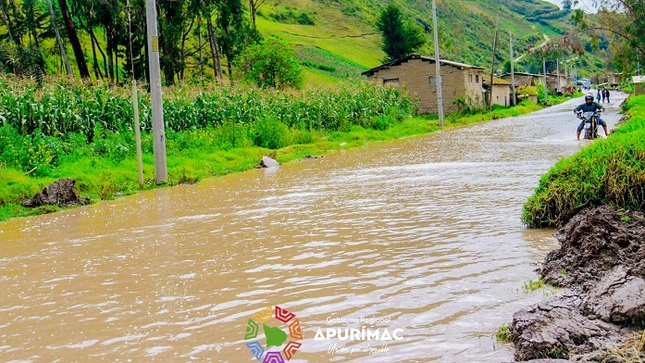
[{"left": 542, "top": 0, "right": 599, "bottom": 12}]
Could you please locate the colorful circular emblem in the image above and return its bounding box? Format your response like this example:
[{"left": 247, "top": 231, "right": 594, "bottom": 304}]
[{"left": 244, "top": 305, "right": 303, "bottom": 362}]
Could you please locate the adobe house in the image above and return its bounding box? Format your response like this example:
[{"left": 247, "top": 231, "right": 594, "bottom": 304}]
[
  {"left": 500, "top": 72, "right": 542, "bottom": 88},
  {"left": 501, "top": 72, "right": 567, "bottom": 94},
  {"left": 482, "top": 75, "right": 511, "bottom": 107},
  {"left": 361, "top": 54, "right": 485, "bottom": 114},
  {"left": 544, "top": 73, "right": 568, "bottom": 92}
]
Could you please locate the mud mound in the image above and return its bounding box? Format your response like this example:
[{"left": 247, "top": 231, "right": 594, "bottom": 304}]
[
  {"left": 511, "top": 205, "right": 645, "bottom": 361},
  {"left": 21, "top": 178, "right": 91, "bottom": 208},
  {"left": 538, "top": 205, "right": 645, "bottom": 291},
  {"left": 511, "top": 292, "right": 626, "bottom": 362}
]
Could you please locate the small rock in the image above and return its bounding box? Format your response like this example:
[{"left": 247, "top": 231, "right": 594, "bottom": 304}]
[{"left": 259, "top": 156, "right": 280, "bottom": 168}]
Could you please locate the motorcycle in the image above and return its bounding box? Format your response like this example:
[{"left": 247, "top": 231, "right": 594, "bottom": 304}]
[{"left": 576, "top": 110, "right": 601, "bottom": 140}]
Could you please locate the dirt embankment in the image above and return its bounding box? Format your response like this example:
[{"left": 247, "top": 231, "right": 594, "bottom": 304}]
[{"left": 511, "top": 205, "right": 645, "bottom": 362}]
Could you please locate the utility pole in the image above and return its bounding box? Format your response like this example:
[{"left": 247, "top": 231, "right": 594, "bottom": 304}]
[
  {"left": 489, "top": 22, "right": 498, "bottom": 109},
  {"left": 542, "top": 58, "right": 548, "bottom": 103},
  {"left": 556, "top": 58, "right": 561, "bottom": 92},
  {"left": 128, "top": 0, "right": 144, "bottom": 188},
  {"left": 509, "top": 32, "right": 516, "bottom": 106},
  {"left": 432, "top": 0, "right": 444, "bottom": 126},
  {"left": 145, "top": 0, "right": 167, "bottom": 184}
]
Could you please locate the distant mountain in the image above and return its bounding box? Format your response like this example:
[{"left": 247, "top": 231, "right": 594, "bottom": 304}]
[{"left": 254, "top": 0, "right": 606, "bottom": 85}]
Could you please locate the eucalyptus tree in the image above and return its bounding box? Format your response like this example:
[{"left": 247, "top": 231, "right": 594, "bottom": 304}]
[
  {"left": 46, "top": 0, "right": 73, "bottom": 79},
  {"left": 0, "top": 0, "right": 47, "bottom": 76},
  {"left": 57, "top": 0, "right": 90, "bottom": 79},
  {"left": 214, "top": 0, "right": 260, "bottom": 84},
  {"left": 69, "top": 0, "right": 131, "bottom": 83},
  {"left": 0, "top": 0, "right": 23, "bottom": 48},
  {"left": 573, "top": 0, "right": 645, "bottom": 74},
  {"left": 248, "top": 0, "right": 271, "bottom": 31},
  {"left": 157, "top": 0, "right": 192, "bottom": 85},
  {"left": 196, "top": 0, "right": 224, "bottom": 83},
  {"left": 20, "top": 0, "right": 47, "bottom": 74}
]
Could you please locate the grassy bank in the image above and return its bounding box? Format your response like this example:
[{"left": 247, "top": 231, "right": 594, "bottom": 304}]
[
  {"left": 0, "top": 78, "right": 543, "bottom": 222},
  {"left": 522, "top": 94, "right": 645, "bottom": 228}
]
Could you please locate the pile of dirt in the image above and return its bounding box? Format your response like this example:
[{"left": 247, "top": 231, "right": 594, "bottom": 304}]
[
  {"left": 21, "top": 178, "right": 91, "bottom": 208},
  {"left": 511, "top": 205, "right": 645, "bottom": 362},
  {"left": 540, "top": 205, "right": 645, "bottom": 290}
]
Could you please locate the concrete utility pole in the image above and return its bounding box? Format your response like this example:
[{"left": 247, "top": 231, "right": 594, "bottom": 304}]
[
  {"left": 556, "top": 58, "right": 561, "bottom": 91},
  {"left": 509, "top": 32, "right": 516, "bottom": 106},
  {"left": 489, "top": 22, "right": 498, "bottom": 109},
  {"left": 542, "top": 58, "right": 548, "bottom": 103},
  {"left": 145, "top": 0, "right": 167, "bottom": 184},
  {"left": 432, "top": 0, "right": 444, "bottom": 126},
  {"left": 128, "top": 0, "right": 144, "bottom": 188}
]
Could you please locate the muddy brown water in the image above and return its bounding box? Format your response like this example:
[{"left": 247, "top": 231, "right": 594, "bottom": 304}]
[{"left": 0, "top": 93, "right": 627, "bottom": 363}]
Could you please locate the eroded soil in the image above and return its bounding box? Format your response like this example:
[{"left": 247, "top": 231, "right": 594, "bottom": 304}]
[{"left": 512, "top": 205, "right": 645, "bottom": 362}]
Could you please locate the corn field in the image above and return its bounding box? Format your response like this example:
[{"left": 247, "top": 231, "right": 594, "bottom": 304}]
[{"left": 0, "top": 78, "right": 417, "bottom": 139}]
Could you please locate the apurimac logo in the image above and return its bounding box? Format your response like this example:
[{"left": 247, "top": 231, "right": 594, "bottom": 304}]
[{"left": 243, "top": 305, "right": 303, "bottom": 362}]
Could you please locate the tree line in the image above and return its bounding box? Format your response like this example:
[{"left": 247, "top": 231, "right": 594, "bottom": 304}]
[{"left": 0, "top": 0, "right": 268, "bottom": 86}]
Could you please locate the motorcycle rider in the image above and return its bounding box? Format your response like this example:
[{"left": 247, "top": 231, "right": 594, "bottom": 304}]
[{"left": 574, "top": 94, "right": 607, "bottom": 140}]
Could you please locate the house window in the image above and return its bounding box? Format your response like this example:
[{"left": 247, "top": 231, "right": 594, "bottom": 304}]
[
  {"left": 383, "top": 78, "right": 400, "bottom": 88},
  {"left": 475, "top": 75, "right": 479, "bottom": 83},
  {"left": 469, "top": 74, "right": 473, "bottom": 82},
  {"left": 428, "top": 75, "right": 443, "bottom": 86}
]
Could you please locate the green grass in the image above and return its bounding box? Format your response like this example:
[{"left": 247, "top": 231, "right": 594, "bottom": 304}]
[
  {"left": 495, "top": 323, "right": 513, "bottom": 343},
  {"left": 523, "top": 277, "right": 545, "bottom": 292},
  {"left": 522, "top": 94, "right": 645, "bottom": 228}
]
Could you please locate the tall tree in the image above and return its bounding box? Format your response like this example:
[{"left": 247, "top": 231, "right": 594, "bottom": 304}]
[
  {"left": 157, "top": 0, "right": 190, "bottom": 85},
  {"left": 21, "top": 0, "right": 47, "bottom": 75},
  {"left": 0, "top": 0, "right": 22, "bottom": 48},
  {"left": 573, "top": 0, "right": 645, "bottom": 73},
  {"left": 216, "top": 0, "right": 259, "bottom": 85},
  {"left": 248, "top": 0, "right": 269, "bottom": 31},
  {"left": 46, "top": 0, "right": 73, "bottom": 80},
  {"left": 57, "top": 0, "right": 90, "bottom": 79},
  {"left": 206, "top": 12, "right": 224, "bottom": 82},
  {"left": 377, "top": 4, "right": 425, "bottom": 63}
]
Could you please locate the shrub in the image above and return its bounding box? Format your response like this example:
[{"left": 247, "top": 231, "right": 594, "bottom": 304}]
[{"left": 252, "top": 118, "right": 292, "bottom": 149}]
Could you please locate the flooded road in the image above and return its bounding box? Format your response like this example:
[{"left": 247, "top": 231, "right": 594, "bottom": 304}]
[{"left": 0, "top": 93, "right": 627, "bottom": 362}]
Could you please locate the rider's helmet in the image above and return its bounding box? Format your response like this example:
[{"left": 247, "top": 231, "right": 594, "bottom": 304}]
[{"left": 584, "top": 94, "right": 594, "bottom": 102}]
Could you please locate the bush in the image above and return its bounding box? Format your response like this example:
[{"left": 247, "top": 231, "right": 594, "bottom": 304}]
[{"left": 252, "top": 118, "right": 292, "bottom": 149}]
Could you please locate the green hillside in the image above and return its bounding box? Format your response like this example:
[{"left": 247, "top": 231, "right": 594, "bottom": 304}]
[
  {"left": 253, "top": 0, "right": 602, "bottom": 85},
  {"left": 0, "top": 0, "right": 607, "bottom": 87}
]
